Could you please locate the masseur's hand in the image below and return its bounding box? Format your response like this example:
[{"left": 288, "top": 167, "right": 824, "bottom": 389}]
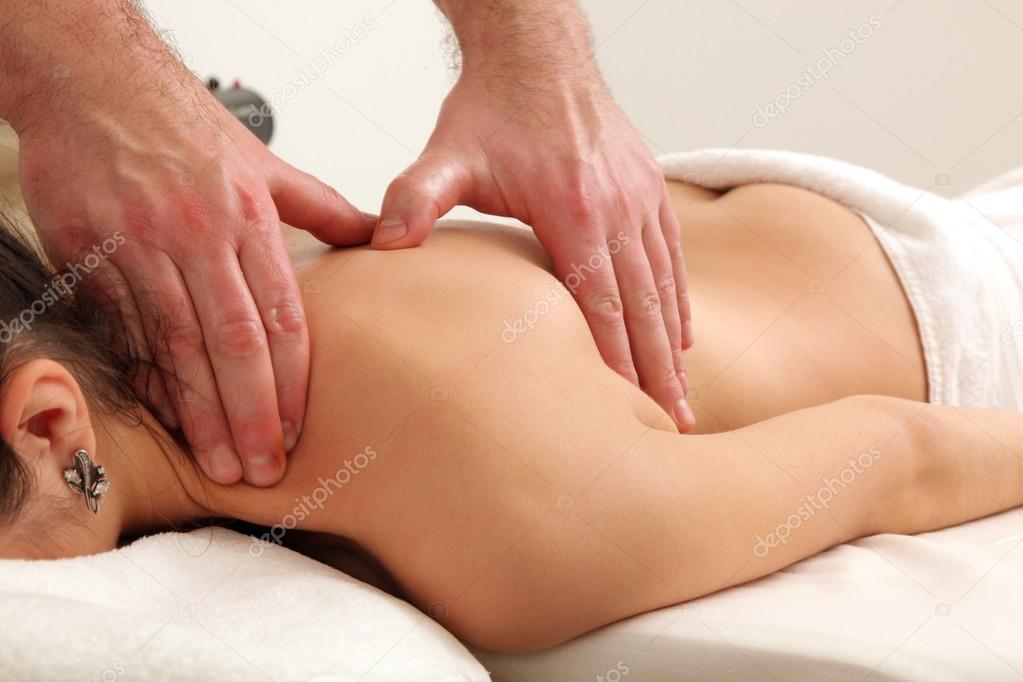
[
  {"left": 5, "top": 4, "right": 374, "bottom": 486},
  {"left": 375, "top": 4, "right": 694, "bottom": 431}
]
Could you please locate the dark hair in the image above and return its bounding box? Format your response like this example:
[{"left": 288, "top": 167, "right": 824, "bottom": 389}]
[{"left": 0, "top": 214, "right": 140, "bottom": 522}]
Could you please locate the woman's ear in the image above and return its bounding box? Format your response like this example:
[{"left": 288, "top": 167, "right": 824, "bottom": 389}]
[{"left": 0, "top": 359, "right": 96, "bottom": 473}]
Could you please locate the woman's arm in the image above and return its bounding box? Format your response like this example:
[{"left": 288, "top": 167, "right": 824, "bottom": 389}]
[
  {"left": 534, "top": 395, "right": 1023, "bottom": 650},
  {"left": 636, "top": 396, "right": 1023, "bottom": 603},
  {"left": 347, "top": 389, "right": 1023, "bottom": 652}
]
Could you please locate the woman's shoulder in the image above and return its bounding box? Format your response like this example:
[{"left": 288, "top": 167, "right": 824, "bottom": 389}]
[
  {"left": 287, "top": 220, "right": 552, "bottom": 288},
  {"left": 289, "top": 218, "right": 586, "bottom": 386}
]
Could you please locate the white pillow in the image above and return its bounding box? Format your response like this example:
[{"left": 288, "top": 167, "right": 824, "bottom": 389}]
[{"left": 0, "top": 527, "right": 488, "bottom": 681}]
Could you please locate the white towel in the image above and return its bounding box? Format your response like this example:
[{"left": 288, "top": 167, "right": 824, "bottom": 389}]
[
  {"left": 658, "top": 149, "right": 1023, "bottom": 412},
  {"left": 0, "top": 527, "right": 488, "bottom": 682}
]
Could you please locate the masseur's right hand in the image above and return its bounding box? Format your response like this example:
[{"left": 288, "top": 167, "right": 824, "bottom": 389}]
[{"left": 1, "top": 2, "right": 375, "bottom": 487}]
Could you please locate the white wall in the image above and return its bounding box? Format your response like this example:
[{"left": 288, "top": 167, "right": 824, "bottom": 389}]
[{"left": 146, "top": 0, "right": 1023, "bottom": 220}]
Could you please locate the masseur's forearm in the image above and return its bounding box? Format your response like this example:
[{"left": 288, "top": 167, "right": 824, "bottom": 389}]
[
  {"left": 0, "top": 0, "right": 191, "bottom": 132},
  {"left": 432, "top": 0, "right": 596, "bottom": 80}
]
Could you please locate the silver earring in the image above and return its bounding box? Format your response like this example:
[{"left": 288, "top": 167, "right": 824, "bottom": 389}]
[{"left": 63, "top": 449, "right": 110, "bottom": 514}]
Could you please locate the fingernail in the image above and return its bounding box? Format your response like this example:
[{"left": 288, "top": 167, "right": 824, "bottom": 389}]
[
  {"left": 209, "top": 446, "right": 243, "bottom": 483},
  {"left": 682, "top": 320, "right": 695, "bottom": 347},
  {"left": 283, "top": 421, "right": 300, "bottom": 452},
  {"left": 673, "top": 398, "right": 695, "bottom": 431},
  {"left": 374, "top": 218, "right": 408, "bottom": 245},
  {"left": 244, "top": 454, "right": 282, "bottom": 487}
]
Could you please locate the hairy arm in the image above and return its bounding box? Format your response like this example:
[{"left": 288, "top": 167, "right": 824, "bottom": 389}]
[
  {"left": 0, "top": 0, "right": 190, "bottom": 130},
  {"left": 432, "top": 0, "right": 596, "bottom": 82}
]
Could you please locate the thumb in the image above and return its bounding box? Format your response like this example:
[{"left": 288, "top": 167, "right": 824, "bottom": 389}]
[
  {"left": 269, "top": 160, "right": 377, "bottom": 246},
  {"left": 373, "top": 149, "right": 473, "bottom": 249}
]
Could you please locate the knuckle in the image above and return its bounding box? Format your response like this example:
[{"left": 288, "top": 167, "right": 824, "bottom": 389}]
[
  {"left": 656, "top": 275, "right": 677, "bottom": 300},
  {"left": 643, "top": 162, "right": 666, "bottom": 187},
  {"left": 563, "top": 182, "right": 599, "bottom": 222},
  {"left": 580, "top": 290, "right": 625, "bottom": 324},
  {"left": 645, "top": 364, "right": 683, "bottom": 395},
  {"left": 264, "top": 298, "right": 306, "bottom": 339},
  {"left": 630, "top": 291, "right": 663, "bottom": 320},
  {"left": 170, "top": 189, "right": 217, "bottom": 236},
  {"left": 234, "top": 181, "right": 276, "bottom": 225},
  {"left": 300, "top": 170, "right": 345, "bottom": 210},
  {"left": 317, "top": 179, "right": 344, "bottom": 206},
  {"left": 214, "top": 318, "right": 267, "bottom": 359},
  {"left": 165, "top": 323, "right": 205, "bottom": 357},
  {"left": 151, "top": 288, "right": 190, "bottom": 321},
  {"left": 390, "top": 171, "right": 430, "bottom": 200}
]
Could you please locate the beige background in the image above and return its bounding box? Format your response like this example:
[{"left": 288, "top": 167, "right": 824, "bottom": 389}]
[{"left": 2, "top": 1, "right": 1016, "bottom": 224}]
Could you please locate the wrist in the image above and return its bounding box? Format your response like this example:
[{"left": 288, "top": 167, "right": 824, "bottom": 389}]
[{"left": 438, "top": 0, "right": 597, "bottom": 82}]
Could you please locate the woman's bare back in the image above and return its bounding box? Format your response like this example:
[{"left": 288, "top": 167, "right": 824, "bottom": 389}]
[
  {"left": 667, "top": 181, "right": 926, "bottom": 430},
  {"left": 283, "top": 179, "right": 926, "bottom": 440},
  {"left": 196, "top": 180, "right": 938, "bottom": 650},
  {"left": 210, "top": 178, "right": 929, "bottom": 546}
]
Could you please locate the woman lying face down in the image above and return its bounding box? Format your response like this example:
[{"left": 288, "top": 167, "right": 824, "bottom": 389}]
[{"left": 1, "top": 179, "right": 1023, "bottom": 654}]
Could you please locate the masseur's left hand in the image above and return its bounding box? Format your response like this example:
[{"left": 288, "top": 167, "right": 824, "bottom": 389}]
[{"left": 373, "top": 3, "right": 695, "bottom": 431}]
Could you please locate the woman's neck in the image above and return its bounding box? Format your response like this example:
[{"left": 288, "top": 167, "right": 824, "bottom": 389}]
[{"left": 94, "top": 408, "right": 214, "bottom": 538}]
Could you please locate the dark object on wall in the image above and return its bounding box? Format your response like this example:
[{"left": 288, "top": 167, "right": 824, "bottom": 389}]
[{"left": 207, "top": 77, "right": 274, "bottom": 145}]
